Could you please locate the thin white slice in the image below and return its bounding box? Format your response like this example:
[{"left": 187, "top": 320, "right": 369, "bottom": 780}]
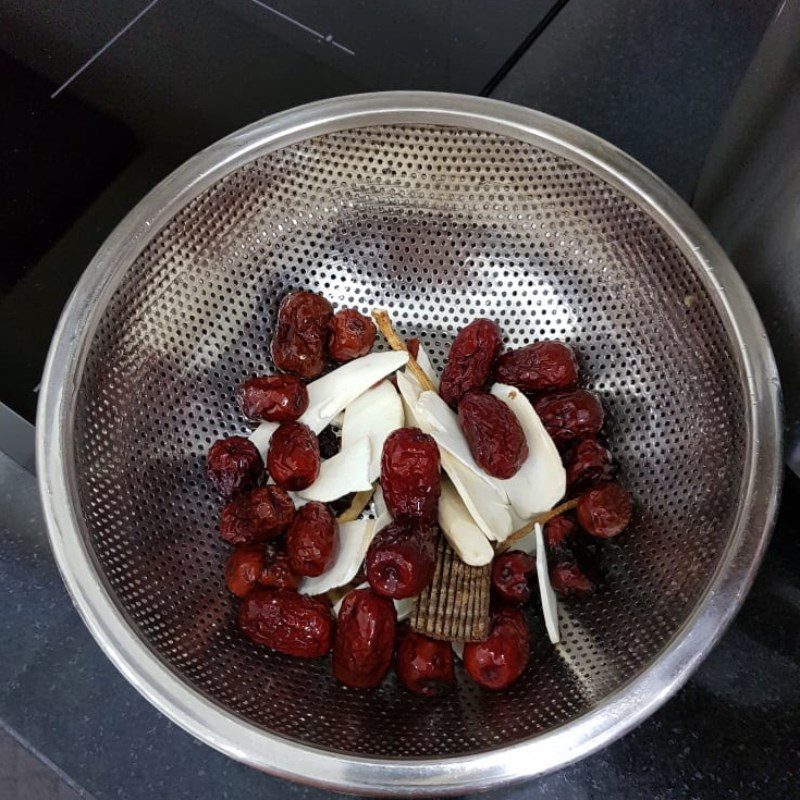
[
  {"left": 438, "top": 479, "right": 495, "bottom": 566},
  {"left": 394, "top": 596, "right": 416, "bottom": 622},
  {"left": 302, "top": 350, "right": 409, "bottom": 432},
  {"left": 373, "top": 484, "right": 387, "bottom": 518},
  {"left": 490, "top": 383, "right": 566, "bottom": 518},
  {"left": 396, "top": 370, "right": 423, "bottom": 426},
  {"left": 249, "top": 351, "right": 409, "bottom": 448},
  {"left": 247, "top": 420, "right": 278, "bottom": 459},
  {"left": 441, "top": 451, "right": 513, "bottom": 541},
  {"left": 451, "top": 641, "right": 464, "bottom": 660},
  {"left": 341, "top": 380, "right": 404, "bottom": 482},
  {"left": 412, "top": 343, "right": 440, "bottom": 389},
  {"left": 296, "top": 437, "right": 372, "bottom": 502},
  {"left": 300, "top": 520, "right": 376, "bottom": 596},
  {"left": 535, "top": 523, "right": 560, "bottom": 644},
  {"left": 331, "top": 581, "right": 415, "bottom": 621},
  {"left": 415, "top": 391, "right": 504, "bottom": 493}
]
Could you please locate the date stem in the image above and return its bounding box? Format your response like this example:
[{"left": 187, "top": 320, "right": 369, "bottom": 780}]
[
  {"left": 371, "top": 310, "right": 437, "bottom": 392},
  {"left": 497, "top": 498, "right": 580, "bottom": 552}
]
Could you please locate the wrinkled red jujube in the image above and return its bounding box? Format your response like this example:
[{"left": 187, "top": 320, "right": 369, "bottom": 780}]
[
  {"left": 207, "top": 436, "right": 263, "bottom": 498},
  {"left": 577, "top": 483, "right": 632, "bottom": 538},
  {"left": 267, "top": 421, "right": 320, "bottom": 491},
  {"left": 327, "top": 309, "right": 377, "bottom": 362},
  {"left": 241, "top": 375, "right": 309, "bottom": 422},
  {"left": 491, "top": 550, "right": 537, "bottom": 605},
  {"left": 533, "top": 389, "right": 604, "bottom": 444},
  {"left": 225, "top": 545, "right": 267, "bottom": 597},
  {"left": 564, "top": 437, "right": 613, "bottom": 489},
  {"left": 286, "top": 501, "right": 338, "bottom": 577},
  {"left": 396, "top": 627, "right": 455, "bottom": 696},
  {"left": 381, "top": 428, "right": 441, "bottom": 523},
  {"left": 549, "top": 561, "right": 596, "bottom": 596},
  {"left": 271, "top": 291, "right": 333, "bottom": 379},
  {"left": 332, "top": 588, "right": 396, "bottom": 688},
  {"left": 260, "top": 549, "right": 301, "bottom": 591},
  {"left": 365, "top": 519, "right": 437, "bottom": 599},
  {"left": 439, "top": 319, "right": 503, "bottom": 408},
  {"left": 458, "top": 391, "right": 528, "bottom": 479},
  {"left": 219, "top": 486, "right": 295, "bottom": 545},
  {"left": 463, "top": 607, "right": 530, "bottom": 690},
  {"left": 493, "top": 341, "right": 578, "bottom": 392},
  {"left": 544, "top": 514, "right": 578, "bottom": 548},
  {"left": 238, "top": 588, "right": 333, "bottom": 658}
]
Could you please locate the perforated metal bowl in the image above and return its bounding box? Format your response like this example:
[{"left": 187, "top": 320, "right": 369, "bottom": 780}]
[{"left": 37, "top": 93, "right": 781, "bottom": 794}]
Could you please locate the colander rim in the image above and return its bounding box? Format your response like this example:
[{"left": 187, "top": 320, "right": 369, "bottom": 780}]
[{"left": 36, "top": 91, "right": 782, "bottom": 795}]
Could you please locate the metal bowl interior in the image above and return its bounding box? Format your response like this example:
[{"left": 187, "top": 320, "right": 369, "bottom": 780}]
[{"left": 37, "top": 93, "right": 781, "bottom": 794}]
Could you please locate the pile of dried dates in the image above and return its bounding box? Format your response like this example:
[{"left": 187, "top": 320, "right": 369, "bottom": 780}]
[{"left": 206, "top": 290, "right": 632, "bottom": 694}]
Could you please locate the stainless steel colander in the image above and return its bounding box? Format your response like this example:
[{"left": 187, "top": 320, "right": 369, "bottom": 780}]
[{"left": 37, "top": 92, "right": 781, "bottom": 794}]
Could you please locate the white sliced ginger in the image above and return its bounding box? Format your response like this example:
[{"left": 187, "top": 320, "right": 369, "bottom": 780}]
[
  {"left": 296, "top": 437, "right": 372, "bottom": 502},
  {"left": 535, "top": 523, "right": 560, "bottom": 644},
  {"left": 249, "top": 351, "right": 409, "bottom": 453},
  {"left": 396, "top": 373, "right": 512, "bottom": 541},
  {"left": 438, "top": 479, "right": 495, "bottom": 566},
  {"left": 300, "top": 520, "right": 376, "bottom": 596},
  {"left": 490, "top": 383, "right": 566, "bottom": 519},
  {"left": 411, "top": 342, "right": 439, "bottom": 389},
  {"left": 341, "top": 380, "right": 404, "bottom": 482},
  {"left": 441, "top": 451, "right": 513, "bottom": 541},
  {"left": 396, "top": 370, "right": 423, "bottom": 427},
  {"left": 394, "top": 596, "right": 416, "bottom": 622},
  {"left": 373, "top": 484, "right": 387, "bottom": 518},
  {"left": 331, "top": 581, "right": 415, "bottom": 621},
  {"left": 248, "top": 420, "right": 278, "bottom": 459}
]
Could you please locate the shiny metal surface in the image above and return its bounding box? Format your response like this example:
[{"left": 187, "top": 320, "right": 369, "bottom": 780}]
[{"left": 37, "top": 92, "right": 781, "bottom": 794}]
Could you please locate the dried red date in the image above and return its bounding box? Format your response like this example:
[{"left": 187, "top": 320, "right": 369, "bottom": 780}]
[
  {"left": 238, "top": 588, "right": 333, "bottom": 658},
  {"left": 271, "top": 291, "right": 333, "bottom": 379},
  {"left": 260, "top": 549, "right": 300, "bottom": 590},
  {"left": 533, "top": 389, "right": 604, "bottom": 444},
  {"left": 224, "top": 545, "right": 267, "bottom": 597},
  {"left": 458, "top": 392, "right": 528, "bottom": 479},
  {"left": 577, "top": 482, "right": 632, "bottom": 538},
  {"left": 365, "top": 520, "right": 437, "bottom": 599},
  {"left": 241, "top": 375, "right": 308, "bottom": 422},
  {"left": 381, "top": 428, "right": 441, "bottom": 522},
  {"left": 332, "top": 588, "right": 396, "bottom": 688},
  {"left": 219, "top": 486, "right": 295, "bottom": 545},
  {"left": 463, "top": 607, "right": 530, "bottom": 690},
  {"left": 549, "top": 561, "right": 596, "bottom": 596},
  {"left": 491, "top": 550, "right": 537, "bottom": 605},
  {"left": 286, "top": 501, "right": 338, "bottom": 577},
  {"left": 493, "top": 341, "right": 578, "bottom": 392},
  {"left": 564, "top": 437, "right": 613, "bottom": 489},
  {"left": 207, "top": 436, "right": 263, "bottom": 498},
  {"left": 327, "top": 309, "right": 377, "bottom": 362},
  {"left": 439, "top": 318, "right": 502, "bottom": 407},
  {"left": 544, "top": 514, "right": 578, "bottom": 548},
  {"left": 396, "top": 627, "right": 455, "bottom": 696},
  {"left": 267, "top": 421, "right": 320, "bottom": 491},
  {"left": 407, "top": 338, "right": 420, "bottom": 359}
]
